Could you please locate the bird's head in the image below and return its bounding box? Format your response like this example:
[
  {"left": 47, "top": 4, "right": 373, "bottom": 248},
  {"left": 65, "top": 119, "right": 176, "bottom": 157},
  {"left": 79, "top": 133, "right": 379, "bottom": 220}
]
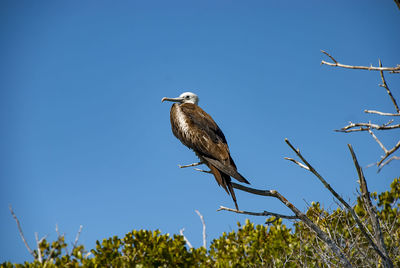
[{"left": 162, "top": 92, "right": 199, "bottom": 105}]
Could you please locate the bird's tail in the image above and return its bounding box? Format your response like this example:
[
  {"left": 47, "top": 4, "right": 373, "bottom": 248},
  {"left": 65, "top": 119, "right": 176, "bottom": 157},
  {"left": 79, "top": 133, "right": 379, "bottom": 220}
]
[
  {"left": 208, "top": 164, "right": 239, "bottom": 210},
  {"left": 203, "top": 156, "right": 250, "bottom": 184}
]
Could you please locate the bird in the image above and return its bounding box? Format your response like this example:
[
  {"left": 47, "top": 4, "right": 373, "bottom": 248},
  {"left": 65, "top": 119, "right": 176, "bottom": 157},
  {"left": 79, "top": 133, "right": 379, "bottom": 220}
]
[{"left": 162, "top": 92, "right": 250, "bottom": 210}]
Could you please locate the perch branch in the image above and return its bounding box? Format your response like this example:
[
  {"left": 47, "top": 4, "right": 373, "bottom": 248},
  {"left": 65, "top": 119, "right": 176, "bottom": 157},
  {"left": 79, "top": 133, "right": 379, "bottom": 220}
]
[
  {"left": 9, "top": 205, "right": 34, "bottom": 257},
  {"left": 377, "top": 140, "right": 400, "bottom": 167},
  {"left": 285, "top": 138, "right": 388, "bottom": 263},
  {"left": 348, "top": 144, "right": 392, "bottom": 268},
  {"left": 195, "top": 210, "right": 207, "bottom": 248},
  {"left": 179, "top": 162, "right": 203, "bottom": 168},
  {"left": 321, "top": 50, "right": 400, "bottom": 72}
]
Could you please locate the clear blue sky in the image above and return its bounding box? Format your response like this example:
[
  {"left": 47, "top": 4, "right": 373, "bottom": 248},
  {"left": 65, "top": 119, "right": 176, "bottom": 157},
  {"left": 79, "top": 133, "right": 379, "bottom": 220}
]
[{"left": 1, "top": 0, "right": 399, "bottom": 263}]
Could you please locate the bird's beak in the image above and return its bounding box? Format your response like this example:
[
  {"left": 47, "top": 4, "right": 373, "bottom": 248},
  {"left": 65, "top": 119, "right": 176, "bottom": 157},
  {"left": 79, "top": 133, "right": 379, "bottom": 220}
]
[{"left": 161, "top": 97, "right": 183, "bottom": 103}]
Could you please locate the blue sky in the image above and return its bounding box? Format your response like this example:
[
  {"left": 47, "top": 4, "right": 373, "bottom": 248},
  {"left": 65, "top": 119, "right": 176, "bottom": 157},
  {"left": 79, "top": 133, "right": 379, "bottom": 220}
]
[{"left": 1, "top": 0, "right": 399, "bottom": 263}]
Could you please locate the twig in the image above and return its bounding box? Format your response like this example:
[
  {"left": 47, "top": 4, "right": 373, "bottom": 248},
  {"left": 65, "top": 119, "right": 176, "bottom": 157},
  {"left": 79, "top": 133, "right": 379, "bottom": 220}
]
[
  {"left": 321, "top": 50, "right": 400, "bottom": 72},
  {"left": 71, "top": 225, "right": 83, "bottom": 252},
  {"left": 218, "top": 205, "right": 299, "bottom": 220},
  {"left": 195, "top": 210, "right": 207, "bottom": 248},
  {"left": 379, "top": 59, "right": 400, "bottom": 114},
  {"left": 377, "top": 140, "right": 400, "bottom": 167},
  {"left": 179, "top": 228, "right": 193, "bottom": 248},
  {"left": 194, "top": 168, "right": 212, "bottom": 174},
  {"left": 378, "top": 156, "right": 400, "bottom": 172},
  {"left": 179, "top": 162, "right": 203, "bottom": 168},
  {"left": 9, "top": 205, "right": 34, "bottom": 257},
  {"left": 348, "top": 144, "right": 392, "bottom": 268},
  {"left": 284, "top": 157, "right": 310, "bottom": 170},
  {"left": 285, "top": 138, "right": 388, "bottom": 264},
  {"left": 227, "top": 182, "right": 353, "bottom": 267},
  {"left": 368, "top": 129, "right": 387, "bottom": 153}
]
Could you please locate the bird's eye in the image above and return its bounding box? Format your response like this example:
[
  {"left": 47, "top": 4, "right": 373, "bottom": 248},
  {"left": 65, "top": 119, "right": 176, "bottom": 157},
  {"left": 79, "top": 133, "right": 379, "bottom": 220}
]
[{"left": 186, "top": 96, "right": 190, "bottom": 99}]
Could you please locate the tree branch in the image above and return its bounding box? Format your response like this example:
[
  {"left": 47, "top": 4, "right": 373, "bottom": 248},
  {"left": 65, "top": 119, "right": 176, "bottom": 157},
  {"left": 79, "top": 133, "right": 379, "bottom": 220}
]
[
  {"left": 379, "top": 60, "right": 400, "bottom": 114},
  {"left": 217, "top": 205, "right": 299, "bottom": 220},
  {"left": 224, "top": 182, "right": 353, "bottom": 267},
  {"left": 9, "top": 205, "right": 34, "bottom": 257},
  {"left": 285, "top": 138, "right": 389, "bottom": 264},
  {"left": 336, "top": 121, "right": 400, "bottom": 132},
  {"left": 195, "top": 210, "right": 207, "bottom": 248},
  {"left": 320, "top": 50, "right": 400, "bottom": 72},
  {"left": 348, "top": 144, "right": 392, "bottom": 268}
]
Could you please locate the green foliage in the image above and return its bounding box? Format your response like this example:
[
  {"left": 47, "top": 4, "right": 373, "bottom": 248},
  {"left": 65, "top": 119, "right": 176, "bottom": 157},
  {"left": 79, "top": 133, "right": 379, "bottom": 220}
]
[{"left": 3, "top": 178, "right": 399, "bottom": 267}]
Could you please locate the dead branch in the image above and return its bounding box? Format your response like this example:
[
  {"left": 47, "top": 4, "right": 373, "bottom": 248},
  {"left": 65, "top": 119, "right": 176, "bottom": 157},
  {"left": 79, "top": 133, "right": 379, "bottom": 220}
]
[
  {"left": 71, "top": 225, "right": 83, "bottom": 252},
  {"left": 377, "top": 140, "right": 400, "bottom": 168},
  {"left": 222, "top": 182, "right": 353, "bottom": 267},
  {"left": 336, "top": 121, "right": 400, "bottom": 132},
  {"left": 179, "top": 228, "right": 193, "bottom": 248},
  {"left": 195, "top": 210, "right": 207, "bottom": 248},
  {"left": 218, "top": 205, "right": 299, "bottom": 220},
  {"left": 348, "top": 144, "right": 393, "bottom": 268},
  {"left": 379, "top": 60, "right": 400, "bottom": 114},
  {"left": 284, "top": 138, "right": 389, "bottom": 265},
  {"left": 9, "top": 205, "right": 34, "bottom": 257},
  {"left": 320, "top": 50, "right": 400, "bottom": 72}
]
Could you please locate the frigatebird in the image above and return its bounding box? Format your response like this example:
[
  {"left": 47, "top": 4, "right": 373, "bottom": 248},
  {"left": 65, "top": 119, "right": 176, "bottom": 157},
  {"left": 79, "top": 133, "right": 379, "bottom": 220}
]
[{"left": 162, "top": 92, "right": 250, "bottom": 210}]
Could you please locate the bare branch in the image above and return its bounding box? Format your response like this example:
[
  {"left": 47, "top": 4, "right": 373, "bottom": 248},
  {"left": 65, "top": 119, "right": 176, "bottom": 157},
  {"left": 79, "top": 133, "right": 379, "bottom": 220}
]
[
  {"left": 379, "top": 59, "right": 400, "bottom": 114},
  {"left": 9, "top": 205, "right": 34, "bottom": 257},
  {"left": 348, "top": 144, "right": 392, "bottom": 268},
  {"left": 364, "top": 110, "right": 400, "bottom": 116},
  {"left": 71, "top": 225, "right": 83, "bottom": 252},
  {"left": 194, "top": 168, "right": 212, "bottom": 174},
  {"left": 368, "top": 129, "right": 388, "bottom": 153},
  {"left": 377, "top": 140, "right": 400, "bottom": 167},
  {"left": 195, "top": 210, "right": 207, "bottom": 248},
  {"left": 179, "top": 162, "right": 203, "bottom": 168},
  {"left": 285, "top": 138, "right": 389, "bottom": 263},
  {"left": 321, "top": 50, "right": 400, "bottom": 72},
  {"left": 35, "top": 232, "right": 43, "bottom": 263},
  {"left": 336, "top": 121, "right": 400, "bottom": 132},
  {"left": 218, "top": 205, "right": 299, "bottom": 220},
  {"left": 227, "top": 182, "right": 353, "bottom": 267},
  {"left": 179, "top": 228, "right": 193, "bottom": 248},
  {"left": 284, "top": 157, "right": 310, "bottom": 170},
  {"left": 378, "top": 156, "right": 400, "bottom": 172}
]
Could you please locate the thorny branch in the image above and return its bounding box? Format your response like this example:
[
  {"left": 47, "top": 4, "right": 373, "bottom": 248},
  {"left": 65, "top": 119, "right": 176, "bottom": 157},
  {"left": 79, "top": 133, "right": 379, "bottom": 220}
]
[{"left": 322, "top": 51, "right": 400, "bottom": 170}]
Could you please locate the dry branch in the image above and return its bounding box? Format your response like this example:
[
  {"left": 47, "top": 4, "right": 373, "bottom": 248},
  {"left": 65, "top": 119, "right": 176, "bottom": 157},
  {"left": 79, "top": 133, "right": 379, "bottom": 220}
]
[
  {"left": 218, "top": 205, "right": 298, "bottom": 220},
  {"left": 223, "top": 181, "right": 353, "bottom": 267},
  {"left": 348, "top": 144, "right": 392, "bottom": 268},
  {"left": 9, "top": 205, "right": 34, "bottom": 257},
  {"left": 195, "top": 210, "right": 207, "bottom": 248},
  {"left": 320, "top": 50, "right": 400, "bottom": 72},
  {"left": 284, "top": 139, "right": 390, "bottom": 264}
]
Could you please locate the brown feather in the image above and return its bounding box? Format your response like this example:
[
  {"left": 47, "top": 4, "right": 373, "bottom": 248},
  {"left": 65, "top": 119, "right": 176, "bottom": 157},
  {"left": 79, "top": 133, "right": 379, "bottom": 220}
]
[{"left": 169, "top": 102, "right": 249, "bottom": 209}]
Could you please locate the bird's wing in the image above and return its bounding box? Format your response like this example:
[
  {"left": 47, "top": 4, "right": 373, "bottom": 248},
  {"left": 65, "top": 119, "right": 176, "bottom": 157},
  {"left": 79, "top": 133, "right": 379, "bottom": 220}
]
[{"left": 179, "top": 104, "right": 250, "bottom": 184}]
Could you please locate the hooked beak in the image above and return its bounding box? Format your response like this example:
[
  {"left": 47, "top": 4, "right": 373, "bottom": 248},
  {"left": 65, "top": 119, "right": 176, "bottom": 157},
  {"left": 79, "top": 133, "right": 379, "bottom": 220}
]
[{"left": 161, "top": 97, "right": 184, "bottom": 103}]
